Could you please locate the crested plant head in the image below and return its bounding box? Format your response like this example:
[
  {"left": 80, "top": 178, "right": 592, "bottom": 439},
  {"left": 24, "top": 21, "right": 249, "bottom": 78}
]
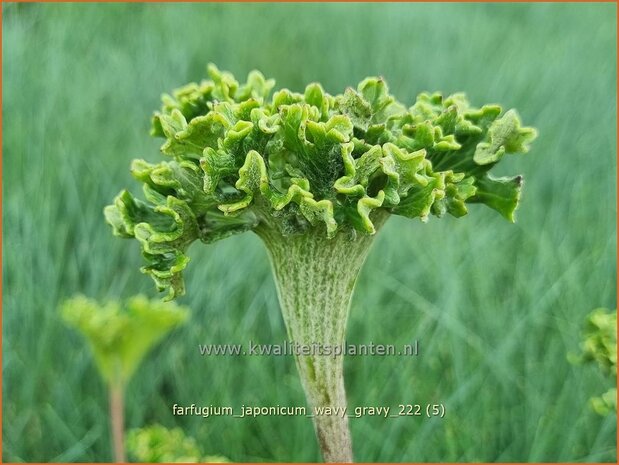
[{"left": 105, "top": 64, "right": 537, "bottom": 300}]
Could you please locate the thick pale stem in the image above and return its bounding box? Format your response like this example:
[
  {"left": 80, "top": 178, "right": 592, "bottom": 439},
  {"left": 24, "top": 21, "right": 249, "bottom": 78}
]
[
  {"left": 109, "top": 383, "right": 126, "bottom": 463},
  {"left": 257, "top": 220, "right": 385, "bottom": 463}
]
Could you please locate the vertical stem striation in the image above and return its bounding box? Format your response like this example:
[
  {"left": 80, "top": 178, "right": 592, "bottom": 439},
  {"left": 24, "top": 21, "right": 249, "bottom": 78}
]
[{"left": 257, "top": 220, "right": 385, "bottom": 462}]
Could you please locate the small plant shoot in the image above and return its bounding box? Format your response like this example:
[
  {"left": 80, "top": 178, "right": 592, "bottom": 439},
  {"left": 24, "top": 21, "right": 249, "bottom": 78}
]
[
  {"left": 126, "top": 424, "right": 229, "bottom": 463},
  {"left": 105, "top": 65, "right": 537, "bottom": 462},
  {"left": 574, "top": 308, "right": 617, "bottom": 415},
  {"left": 62, "top": 295, "right": 188, "bottom": 462}
]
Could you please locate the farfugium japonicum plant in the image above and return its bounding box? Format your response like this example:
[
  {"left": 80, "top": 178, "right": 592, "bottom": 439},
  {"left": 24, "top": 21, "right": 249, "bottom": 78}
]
[
  {"left": 573, "top": 308, "right": 617, "bottom": 415},
  {"left": 62, "top": 296, "right": 188, "bottom": 462},
  {"left": 126, "top": 424, "right": 229, "bottom": 463},
  {"left": 105, "top": 65, "right": 537, "bottom": 462}
]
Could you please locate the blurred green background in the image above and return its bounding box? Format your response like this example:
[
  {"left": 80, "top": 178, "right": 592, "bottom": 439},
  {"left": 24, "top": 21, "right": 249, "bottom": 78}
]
[{"left": 3, "top": 2, "right": 617, "bottom": 462}]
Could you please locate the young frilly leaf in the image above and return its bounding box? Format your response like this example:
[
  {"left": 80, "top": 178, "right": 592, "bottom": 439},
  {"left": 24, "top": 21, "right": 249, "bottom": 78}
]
[
  {"left": 222, "top": 120, "right": 254, "bottom": 150},
  {"left": 158, "top": 110, "right": 218, "bottom": 159},
  {"left": 333, "top": 142, "right": 369, "bottom": 197},
  {"left": 337, "top": 87, "right": 373, "bottom": 131},
  {"left": 105, "top": 190, "right": 175, "bottom": 237},
  {"left": 175, "top": 112, "right": 231, "bottom": 153},
  {"left": 127, "top": 424, "right": 202, "bottom": 463},
  {"left": 105, "top": 191, "right": 199, "bottom": 300},
  {"left": 207, "top": 63, "right": 240, "bottom": 102},
  {"left": 151, "top": 82, "right": 216, "bottom": 133},
  {"left": 219, "top": 150, "right": 269, "bottom": 214},
  {"left": 271, "top": 88, "right": 305, "bottom": 109},
  {"left": 61, "top": 295, "right": 188, "bottom": 386},
  {"left": 333, "top": 143, "right": 384, "bottom": 197},
  {"left": 201, "top": 148, "right": 238, "bottom": 195},
  {"left": 134, "top": 198, "right": 198, "bottom": 300},
  {"left": 474, "top": 109, "right": 538, "bottom": 165},
  {"left": 576, "top": 308, "right": 617, "bottom": 376},
  {"left": 445, "top": 175, "right": 477, "bottom": 217},
  {"left": 432, "top": 173, "right": 477, "bottom": 218},
  {"left": 571, "top": 308, "right": 617, "bottom": 415},
  {"left": 251, "top": 107, "right": 280, "bottom": 134},
  {"left": 279, "top": 104, "right": 350, "bottom": 197},
  {"left": 132, "top": 159, "right": 211, "bottom": 211},
  {"left": 236, "top": 70, "right": 276, "bottom": 102},
  {"left": 199, "top": 209, "right": 259, "bottom": 244},
  {"left": 269, "top": 178, "right": 314, "bottom": 211},
  {"left": 355, "top": 191, "right": 385, "bottom": 234},
  {"left": 304, "top": 83, "right": 331, "bottom": 120},
  {"left": 590, "top": 388, "right": 617, "bottom": 416},
  {"left": 299, "top": 197, "right": 338, "bottom": 238},
  {"left": 392, "top": 170, "right": 445, "bottom": 222},
  {"left": 126, "top": 424, "right": 230, "bottom": 463},
  {"left": 357, "top": 77, "right": 406, "bottom": 123},
  {"left": 470, "top": 174, "right": 523, "bottom": 222},
  {"left": 380, "top": 143, "right": 427, "bottom": 205}
]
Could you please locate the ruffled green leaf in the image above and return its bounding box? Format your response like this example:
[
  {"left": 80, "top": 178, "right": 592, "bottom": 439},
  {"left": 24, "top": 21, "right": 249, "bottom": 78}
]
[
  {"left": 474, "top": 109, "right": 538, "bottom": 165},
  {"left": 219, "top": 150, "right": 269, "bottom": 214},
  {"left": 470, "top": 174, "right": 523, "bottom": 222},
  {"left": 392, "top": 170, "right": 445, "bottom": 222},
  {"left": 105, "top": 191, "right": 199, "bottom": 300},
  {"left": 579, "top": 308, "right": 617, "bottom": 376},
  {"left": 571, "top": 308, "right": 617, "bottom": 416},
  {"left": 355, "top": 191, "right": 385, "bottom": 234},
  {"left": 299, "top": 197, "right": 338, "bottom": 238},
  {"left": 127, "top": 424, "right": 230, "bottom": 463}
]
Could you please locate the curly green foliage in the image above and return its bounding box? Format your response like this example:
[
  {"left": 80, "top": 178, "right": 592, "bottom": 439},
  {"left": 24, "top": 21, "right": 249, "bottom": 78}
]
[
  {"left": 579, "top": 308, "right": 617, "bottom": 376},
  {"left": 61, "top": 295, "right": 188, "bottom": 386},
  {"left": 590, "top": 388, "right": 617, "bottom": 416},
  {"left": 576, "top": 308, "right": 617, "bottom": 415},
  {"left": 105, "top": 64, "right": 537, "bottom": 299},
  {"left": 126, "top": 425, "right": 229, "bottom": 463}
]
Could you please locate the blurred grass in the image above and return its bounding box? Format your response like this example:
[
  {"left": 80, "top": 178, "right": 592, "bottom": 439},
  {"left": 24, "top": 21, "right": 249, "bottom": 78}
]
[{"left": 2, "top": 2, "right": 616, "bottom": 462}]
